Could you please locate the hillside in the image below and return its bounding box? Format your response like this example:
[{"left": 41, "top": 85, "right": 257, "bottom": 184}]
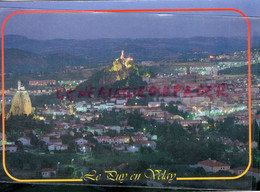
[
  {"left": 30, "top": 51, "right": 154, "bottom": 106},
  {"left": 218, "top": 63, "right": 260, "bottom": 76},
  {"left": 76, "top": 50, "right": 153, "bottom": 88},
  {"left": 1, "top": 48, "right": 92, "bottom": 73},
  {"left": 3, "top": 35, "right": 257, "bottom": 71}
]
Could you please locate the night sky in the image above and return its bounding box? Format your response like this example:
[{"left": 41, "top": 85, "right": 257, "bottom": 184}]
[{"left": 0, "top": 0, "right": 259, "bottom": 40}]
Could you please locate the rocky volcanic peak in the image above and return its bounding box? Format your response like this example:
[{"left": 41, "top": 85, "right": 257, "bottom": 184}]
[
  {"left": 99, "top": 50, "right": 136, "bottom": 85},
  {"left": 7, "top": 81, "right": 32, "bottom": 118}
]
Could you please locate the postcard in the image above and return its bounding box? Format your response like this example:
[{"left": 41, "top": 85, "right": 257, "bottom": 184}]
[{"left": 0, "top": 0, "right": 259, "bottom": 190}]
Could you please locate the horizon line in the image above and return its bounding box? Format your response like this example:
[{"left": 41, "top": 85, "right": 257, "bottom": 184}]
[{"left": 2, "top": 34, "right": 251, "bottom": 41}]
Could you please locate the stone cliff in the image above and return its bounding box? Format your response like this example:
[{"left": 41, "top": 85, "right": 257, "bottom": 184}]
[{"left": 7, "top": 81, "right": 32, "bottom": 118}]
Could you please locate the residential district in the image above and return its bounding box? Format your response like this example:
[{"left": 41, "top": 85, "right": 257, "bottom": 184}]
[{"left": 0, "top": 50, "right": 260, "bottom": 188}]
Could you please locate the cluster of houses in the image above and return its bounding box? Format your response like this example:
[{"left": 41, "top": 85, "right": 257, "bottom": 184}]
[
  {"left": 18, "top": 126, "right": 96, "bottom": 153},
  {"left": 144, "top": 74, "right": 259, "bottom": 121},
  {"left": 3, "top": 129, "right": 69, "bottom": 152},
  {"left": 33, "top": 72, "right": 260, "bottom": 133},
  {"left": 0, "top": 117, "right": 157, "bottom": 153},
  {"left": 88, "top": 125, "right": 134, "bottom": 135},
  {"left": 217, "top": 137, "right": 258, "bottom": 152},
  {"left": 93, "top": 134, "right": 156, "bottom": 152},
  {"left": 0, "top": 132, "right": 18, "bottom": 152},
  {"left": 197, "top": 158, "right": 260, "bottom": 182}
]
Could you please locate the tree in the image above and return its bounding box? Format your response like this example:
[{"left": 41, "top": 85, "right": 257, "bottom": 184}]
[
  {"left": 27, "top": 132, "right": 39, "bottom": 146},
  {"left": 135, "top": 161, "right": 149, "bottom": 172},
  {"left": 75, "top": 118, "right": 81, "bottom": 124},
  {"left": 61, "top": 135, "right": 74, "bottom": 144},
  {"left": 15, "top": 140, "right": 24, "bottom": 152},
  {"left": 127, "top": 110, "right": 147, "bottom": 131},
  {"left": 160, "top": 103, "right": 166, "bottom": 111},
  {"left": 29, "top": 162, "right": 37, "bottom": 171},
  {"left": 106, "top": 130, "right": 118, "bottom": 137},
  {"left": 252, "top": 119, "right": 259, "bottom": 142},
  {"left": 68, "top": 141, "right": 79, "bottom": 152},
  {"left": 41, "top": 159, "right": 53, "bottom": 169},
  {"left": 165, "top": 101, "right": 186, "bottom": 118},
  {"left": 17, "top": 159, "right": 24, "bottom": 170},
  {"left": 207, "top": 118, "right": 215, "bottom": 131},
  {"left": 57, "top": 166, "right": 74, "bottom": 178},
  {"left": 139, "top": 146, "right": 153, "bottom": 154},
  {"left": 39, "top": 140, "right": 48, "bottom": 151},
  {"left": 195, "top": 167, "right": 206, "bottom": 176},
  {"left": 207, "top": 139, "right": 226, "bottom": 160}
]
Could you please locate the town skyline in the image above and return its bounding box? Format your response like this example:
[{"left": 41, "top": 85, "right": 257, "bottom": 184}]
[{"left": 1, "top": 46, "right": 259, "bottom": 189}]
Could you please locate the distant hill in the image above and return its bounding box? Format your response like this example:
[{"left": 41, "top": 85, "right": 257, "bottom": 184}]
[
  {"left": 218, "top": 63, "right": 260, "bottom": 75},
  {"left": 2, "top": 35, "right": 260, "bottom": 73},
  {"left": 1, "top": 48, "right": 91, "bottom": 73},
  {"left": 3, "top": 35, "right": 258, "bottom": 63}
]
